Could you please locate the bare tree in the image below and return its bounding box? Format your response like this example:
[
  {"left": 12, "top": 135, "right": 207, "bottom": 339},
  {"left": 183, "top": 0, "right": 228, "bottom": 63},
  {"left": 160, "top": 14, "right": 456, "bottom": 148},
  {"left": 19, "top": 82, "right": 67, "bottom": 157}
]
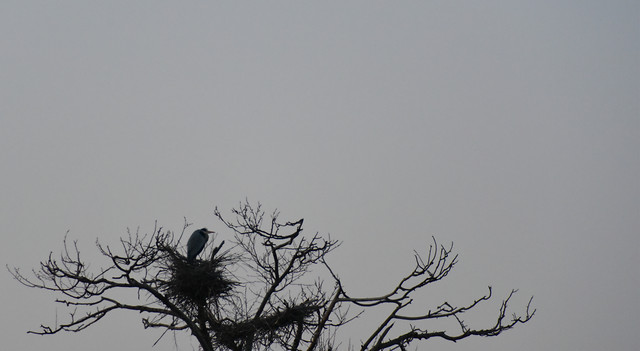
[{"left": 8, "top": 201, "right": 535, "bottom": 350}]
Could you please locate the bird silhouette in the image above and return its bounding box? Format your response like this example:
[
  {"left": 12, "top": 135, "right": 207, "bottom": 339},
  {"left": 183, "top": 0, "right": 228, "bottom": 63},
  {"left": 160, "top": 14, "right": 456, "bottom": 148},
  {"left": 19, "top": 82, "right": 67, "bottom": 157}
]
[{"left": 186, "top": 228, "right": 214, "bottom": 263}]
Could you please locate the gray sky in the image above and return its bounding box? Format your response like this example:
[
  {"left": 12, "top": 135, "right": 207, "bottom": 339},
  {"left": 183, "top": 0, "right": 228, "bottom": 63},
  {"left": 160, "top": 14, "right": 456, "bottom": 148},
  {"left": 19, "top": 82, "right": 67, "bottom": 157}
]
[{"left": 1, "top": 1, "right": 638, "bottom": 350}]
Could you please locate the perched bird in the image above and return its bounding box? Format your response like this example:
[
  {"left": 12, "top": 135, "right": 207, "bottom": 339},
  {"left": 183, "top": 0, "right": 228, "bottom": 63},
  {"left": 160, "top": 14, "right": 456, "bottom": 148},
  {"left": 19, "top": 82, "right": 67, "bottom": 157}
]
[{"left": 187, "top": 228, "right": 215, "bottom": 263}]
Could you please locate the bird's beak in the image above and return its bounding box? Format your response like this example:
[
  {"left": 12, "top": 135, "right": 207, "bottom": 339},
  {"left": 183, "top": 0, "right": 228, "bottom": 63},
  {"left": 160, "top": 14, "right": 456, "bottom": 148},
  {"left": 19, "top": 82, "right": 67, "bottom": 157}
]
[{"left": 206, "top": 230, "right": 215, "bottom": 234}]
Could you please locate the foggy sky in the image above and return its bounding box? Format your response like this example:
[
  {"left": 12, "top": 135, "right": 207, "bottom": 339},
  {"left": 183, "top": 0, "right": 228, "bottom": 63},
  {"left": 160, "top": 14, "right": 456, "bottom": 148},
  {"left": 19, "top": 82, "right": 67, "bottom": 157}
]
[{"left": 1, "top": 2, "right": 638, "bottom": 350}]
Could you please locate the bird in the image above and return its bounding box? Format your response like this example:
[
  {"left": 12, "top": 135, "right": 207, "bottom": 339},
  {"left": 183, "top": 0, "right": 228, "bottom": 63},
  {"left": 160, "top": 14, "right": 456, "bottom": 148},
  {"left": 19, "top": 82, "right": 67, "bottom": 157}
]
[{"left": 186, "top": 228, "right": 215, "bottom": 263}]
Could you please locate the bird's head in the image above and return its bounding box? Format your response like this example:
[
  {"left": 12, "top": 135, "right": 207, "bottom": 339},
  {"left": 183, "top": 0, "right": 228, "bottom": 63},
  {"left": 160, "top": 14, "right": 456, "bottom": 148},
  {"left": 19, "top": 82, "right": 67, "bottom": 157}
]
[{"left": 198, "top": 228, "right": 215, "bottom": 235}]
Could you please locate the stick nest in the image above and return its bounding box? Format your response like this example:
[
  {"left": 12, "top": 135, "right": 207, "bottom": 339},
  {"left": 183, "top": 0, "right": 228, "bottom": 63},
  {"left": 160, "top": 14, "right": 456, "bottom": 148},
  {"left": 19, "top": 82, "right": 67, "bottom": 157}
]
[
  {"left": 217, "top": 300, "right": 322, "bottom": 343},
  {"left": 160, "top": 247, "right": 237, "bottom": 306}
]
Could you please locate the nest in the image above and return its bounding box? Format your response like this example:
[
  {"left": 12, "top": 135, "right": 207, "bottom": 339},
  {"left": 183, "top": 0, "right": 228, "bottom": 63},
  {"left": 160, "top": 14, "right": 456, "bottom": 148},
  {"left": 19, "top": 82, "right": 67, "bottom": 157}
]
[
  {"left": 216, "top": 300, "right": 322, "bottom": 344},
  {"left": 160, "top": 247, "right": 237, "bottom": 307}
]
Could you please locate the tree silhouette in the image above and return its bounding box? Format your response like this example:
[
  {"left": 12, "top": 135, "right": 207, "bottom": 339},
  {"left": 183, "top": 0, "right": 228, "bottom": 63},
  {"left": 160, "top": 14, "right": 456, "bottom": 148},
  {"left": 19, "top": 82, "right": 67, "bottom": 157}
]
[{"left": 8, "top": 201, "right": 535, "bottom": 350}]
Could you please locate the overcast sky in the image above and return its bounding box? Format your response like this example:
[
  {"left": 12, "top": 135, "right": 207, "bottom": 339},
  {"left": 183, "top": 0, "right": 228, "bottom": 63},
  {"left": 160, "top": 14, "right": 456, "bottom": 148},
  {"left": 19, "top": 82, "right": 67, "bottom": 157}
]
[{"left": 1, "top": 1, "right": 638, "bottom": 350}]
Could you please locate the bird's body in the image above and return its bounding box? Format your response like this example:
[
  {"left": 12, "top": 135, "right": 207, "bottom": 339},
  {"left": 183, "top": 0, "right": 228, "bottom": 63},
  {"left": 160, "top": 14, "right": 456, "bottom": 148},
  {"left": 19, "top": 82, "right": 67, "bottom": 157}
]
[{"left": 187, "top": 228, "right": 214, "bottom": 263}]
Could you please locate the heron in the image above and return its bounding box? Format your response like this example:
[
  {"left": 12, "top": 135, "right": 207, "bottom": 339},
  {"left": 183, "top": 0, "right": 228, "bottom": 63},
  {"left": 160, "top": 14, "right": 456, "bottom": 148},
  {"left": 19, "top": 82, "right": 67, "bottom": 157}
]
[{"left": 186, "top": 228, "right": 215, "bottom": 263}]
